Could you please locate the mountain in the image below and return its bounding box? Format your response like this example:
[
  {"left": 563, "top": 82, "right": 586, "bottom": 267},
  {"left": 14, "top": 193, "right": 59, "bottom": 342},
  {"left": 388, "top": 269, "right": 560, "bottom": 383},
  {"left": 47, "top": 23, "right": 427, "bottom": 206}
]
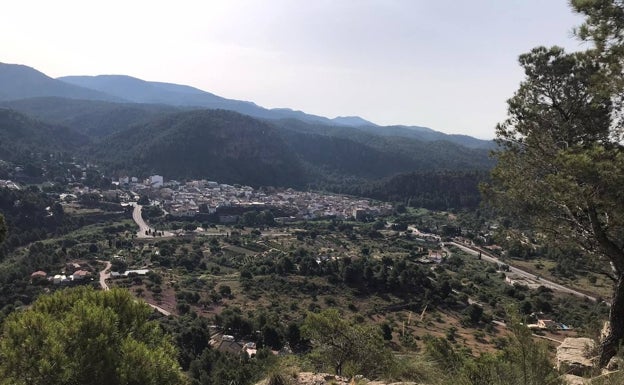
[
  {"left": 378, "top": 125, "right": 494, "bottom": 149},
  {"left": 330, "top": 116, "right": 376, "bottom": 126},
  {"left": 0, "top": 108, "right": 89, "bottom": 162},
  {"left": 81, "top": 106, "right": 492, "bottom": 190},
  {"left": 270, "top": 118, "right": 495, "bottom": 153},
  {"left": 58, "top": 75, "right": 242, "bottom": 107},
  {"left": 350, "top": 170, "right": 488, "bottom": 210},
  {"left": 88, "top": 109, "right": 306, "bottom": 187},
  {"left": 0, "top": 97, "right": 181, "bottom": 138},
  {"left": 276, "top": 129, "right": 420, "bottom": 179},
  {"left": 57, "top": 74, "right": 492, "bottom": 146},
  {"left": 0, "top": 63, "right": 121, "bottom": 102},
  {"left": 0, "top": 62, "right": 495, "bottom": 204},
  {"left": 57, "top": 75, "right": 378, "bottom": 127},
  {"left": 0, "top": 62, "right": 492, "bottom": 144},
  {"left": 0, "top": 63, "right": 490, "bottom": 145}
]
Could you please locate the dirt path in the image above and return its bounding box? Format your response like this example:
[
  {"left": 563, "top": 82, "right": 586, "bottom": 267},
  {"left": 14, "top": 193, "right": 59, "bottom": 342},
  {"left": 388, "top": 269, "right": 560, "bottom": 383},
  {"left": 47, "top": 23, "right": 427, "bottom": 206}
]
[
  {"left": 97, "top": 260, "right": 112, "bottom": 291},
  {"left": 147, "top": 303, "right": 171, "bottom": 316}
]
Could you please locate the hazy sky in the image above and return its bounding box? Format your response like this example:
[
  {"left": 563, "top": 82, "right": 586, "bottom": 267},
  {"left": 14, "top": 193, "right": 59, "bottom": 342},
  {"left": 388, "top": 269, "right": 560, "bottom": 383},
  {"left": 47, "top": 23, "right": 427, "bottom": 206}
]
[{"left": 2, "top": 0, "right": 586, "bottom": 138}]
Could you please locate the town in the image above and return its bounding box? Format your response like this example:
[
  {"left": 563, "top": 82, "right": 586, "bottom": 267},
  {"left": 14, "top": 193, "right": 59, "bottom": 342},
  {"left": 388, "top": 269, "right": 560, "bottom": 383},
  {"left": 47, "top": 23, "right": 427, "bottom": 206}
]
[{"left": 117, "top": 175, "right": 394, "bottom": 223}]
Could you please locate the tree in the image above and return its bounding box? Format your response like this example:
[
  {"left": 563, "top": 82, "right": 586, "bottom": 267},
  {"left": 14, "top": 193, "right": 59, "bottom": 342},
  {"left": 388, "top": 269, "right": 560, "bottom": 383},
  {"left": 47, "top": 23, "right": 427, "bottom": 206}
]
[
  {"left": 0, "top": 213, "right": 5, "bottom": 245},
  {"left": 183, "top": 222, "right": 197, "bottom": 232},
  {"left": 138, "top": 195, "right": 150, "bottom": 205},
  {"left": 381, "top": 323, "right": 393, "bottom": 341},
  {"left": 461, "top": 316, "right": 563, "bottom": 385},
  {"left": 300, "top": 308, "right": 393, "bottom": 378},
  {"left": 0, "top": 287, "right": 186, "bottom": 385},
  {"left": 218, "top": 284, "right": 232, "bottom": 298},
  {"left": 484, "top": 2, "right": 624, "bottom": 365}
]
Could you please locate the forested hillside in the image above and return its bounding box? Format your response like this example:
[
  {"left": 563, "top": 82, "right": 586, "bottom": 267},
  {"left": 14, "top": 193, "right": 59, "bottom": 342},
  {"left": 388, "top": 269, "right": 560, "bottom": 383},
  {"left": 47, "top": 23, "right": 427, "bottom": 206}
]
[
  {"left": 0, "top": 97, "right": 180, "bottom": 138},
  {"left": 0, "top": 108, "right": 89, "bottom": 163},
  {"left": 90, "top": 109, "right": 307, "bottom": 187},
  {"left": 347, "top": 170, "right": 487, "bottom": 210},
  {"left": 0, "top": 100, "right": 493, "bottom": 208}
]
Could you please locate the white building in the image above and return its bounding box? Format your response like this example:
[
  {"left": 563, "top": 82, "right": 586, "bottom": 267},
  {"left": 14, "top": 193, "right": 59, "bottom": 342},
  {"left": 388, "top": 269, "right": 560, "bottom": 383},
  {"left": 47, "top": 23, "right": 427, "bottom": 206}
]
[{"left": 149, "top": 175, "right": 164, "bottom": 188}]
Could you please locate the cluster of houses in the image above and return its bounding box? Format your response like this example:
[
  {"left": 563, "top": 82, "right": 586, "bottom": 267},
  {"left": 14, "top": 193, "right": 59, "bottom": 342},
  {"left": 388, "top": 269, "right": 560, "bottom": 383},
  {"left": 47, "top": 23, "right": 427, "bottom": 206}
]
[
  {"left": 116, "top": 175, "right": 163, "bottom": 189},
  {"left": 114, "top": 176, "right": 393, "bottom": 222},
  {"left": 30, "top": 263, "right": 93, "bottom": 285},
  {"left": 210, "top": 333, "right": 292, "bottom": 358}
]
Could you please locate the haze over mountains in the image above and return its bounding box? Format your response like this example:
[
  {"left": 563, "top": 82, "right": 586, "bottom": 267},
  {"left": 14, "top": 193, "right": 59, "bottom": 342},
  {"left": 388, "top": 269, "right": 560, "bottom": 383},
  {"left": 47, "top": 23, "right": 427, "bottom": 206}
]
[
  {"left": 0, "top": 63, "right": 121, "bottom": 102},
  {"left": 0, "top": 61, "right": 494, "bottom": 208},
  {"left": 1, "top": 62, "right": 490, "bottom": 145}
]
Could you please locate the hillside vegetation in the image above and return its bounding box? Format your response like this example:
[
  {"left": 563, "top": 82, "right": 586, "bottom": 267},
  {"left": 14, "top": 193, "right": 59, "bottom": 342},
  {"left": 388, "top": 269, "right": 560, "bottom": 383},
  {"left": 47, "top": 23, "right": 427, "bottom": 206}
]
[
  {"left": 90, "top": 109, "right": 307, "bottom": 187},
  {"left": 0, "top": 108, "right": 88, "bottom": 163}
]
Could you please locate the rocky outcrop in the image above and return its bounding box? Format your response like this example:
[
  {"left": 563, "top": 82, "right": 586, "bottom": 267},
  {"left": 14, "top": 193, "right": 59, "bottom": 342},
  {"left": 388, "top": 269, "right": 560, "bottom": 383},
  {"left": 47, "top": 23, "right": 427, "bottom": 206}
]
[{"left": 556, "top": 338, "right": 596, "bottom": 376}]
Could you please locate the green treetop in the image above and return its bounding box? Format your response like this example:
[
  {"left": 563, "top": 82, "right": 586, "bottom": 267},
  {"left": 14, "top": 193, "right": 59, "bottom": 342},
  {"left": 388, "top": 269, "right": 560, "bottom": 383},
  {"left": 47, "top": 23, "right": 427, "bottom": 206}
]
[{"left": 0, "top": 287, "right": 186, "bottom": 385}]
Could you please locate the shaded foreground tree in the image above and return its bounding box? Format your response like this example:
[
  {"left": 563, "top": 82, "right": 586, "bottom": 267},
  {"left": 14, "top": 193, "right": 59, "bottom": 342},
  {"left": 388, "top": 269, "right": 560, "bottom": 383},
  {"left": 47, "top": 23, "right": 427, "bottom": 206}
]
[
  {"left": 0, "top": 287, "right": 186, "bottom": 385},
  {"left": 485, "top": 0, "right": 624, "bottom": 367},
  {"left": 301, "top": 308, "right": 393, "bottom": 378}
]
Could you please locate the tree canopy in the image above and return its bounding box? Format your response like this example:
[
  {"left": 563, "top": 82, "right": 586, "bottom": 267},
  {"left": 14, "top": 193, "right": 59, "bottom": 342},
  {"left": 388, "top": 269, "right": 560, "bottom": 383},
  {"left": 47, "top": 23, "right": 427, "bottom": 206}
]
[
  {"left": 485, "top": 0, "right": 624, "bottom": 366},
  {"left": 301, "top": 308, "right": 393, "bottom": 378},
  {"left": 0, "top": 287, "right": 186, "bottom": 385}
]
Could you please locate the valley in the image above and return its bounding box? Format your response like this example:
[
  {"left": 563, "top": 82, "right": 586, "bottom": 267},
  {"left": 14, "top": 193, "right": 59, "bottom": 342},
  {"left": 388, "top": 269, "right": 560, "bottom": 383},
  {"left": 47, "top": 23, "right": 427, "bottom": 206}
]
[
  {"left": 0, "top": 50, "right": 618, "bottom": 385},
  {"left": 0, "top": 171, "right": 608, "bottom": 384}
]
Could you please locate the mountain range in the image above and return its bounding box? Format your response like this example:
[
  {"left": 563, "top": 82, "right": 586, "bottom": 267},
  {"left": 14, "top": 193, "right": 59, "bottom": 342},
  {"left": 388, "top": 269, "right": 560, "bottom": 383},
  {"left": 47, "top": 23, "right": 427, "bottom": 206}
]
[
  {"left": 1, "top": 62, "right": 490, "bottom": 145},
  {"left": 0, "top": 61, "right": 495, "bottom": 209}
]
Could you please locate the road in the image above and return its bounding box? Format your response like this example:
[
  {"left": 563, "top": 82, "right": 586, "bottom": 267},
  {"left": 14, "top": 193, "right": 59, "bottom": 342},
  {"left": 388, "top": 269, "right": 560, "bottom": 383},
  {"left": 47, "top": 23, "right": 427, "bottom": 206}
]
[
  {"left": 131, "top": 203, "right": 153, "bottom": 238},
  {"left": 97, "top": 260, "right": 112, "bottom": 291},
  {"left": 97, "top": 259, "right": 171, "bottom": 316},
  {"left": 450, "top": 241, "right": 597, "bottom": 302},
  {"left": 147, "top": 303, "right": 171, "bottom": 316},
  {"left": 128, "top": 202, "right": 173, "bottom": 238}
]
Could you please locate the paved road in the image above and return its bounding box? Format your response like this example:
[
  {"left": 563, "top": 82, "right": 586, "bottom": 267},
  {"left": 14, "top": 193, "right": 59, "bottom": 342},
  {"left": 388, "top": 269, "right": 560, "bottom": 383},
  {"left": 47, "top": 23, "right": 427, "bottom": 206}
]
[
  {"left": 128, "top": 202, "right": 173, "bottom": 238},
  {"left": 450, "top": 241, "right": 597, "bottom": 302},
  {"left": 130, "top": 203, "right": 153, "bottom": 238},
  {"left": 97, "top": 260, "right": 112, "bottom": 290}
]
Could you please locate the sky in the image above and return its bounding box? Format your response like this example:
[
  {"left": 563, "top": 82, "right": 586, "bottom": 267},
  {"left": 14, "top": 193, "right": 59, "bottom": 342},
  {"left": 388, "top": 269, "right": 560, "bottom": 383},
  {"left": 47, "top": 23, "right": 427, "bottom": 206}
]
[{"left": 1, "top": 0, "right": 587, "bottom": 139}]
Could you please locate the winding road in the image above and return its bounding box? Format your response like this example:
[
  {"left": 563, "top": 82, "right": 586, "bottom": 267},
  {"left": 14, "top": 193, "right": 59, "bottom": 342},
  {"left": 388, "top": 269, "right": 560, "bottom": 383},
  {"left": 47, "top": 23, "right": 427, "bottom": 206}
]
[
  {"left": 97, "top": 259, "right": 171, "bottom": 316},
  {"left": 450, "top": 241, "right": 597, "bottom": 302},
  {"left": 131, "top": 203, "right": 153, "bottom": 238},
  {"left": 128, "top": 202, "right": 173, "bottom": 238},
  {"left": 98, "top": 260, "right": 112, "bottom": 290}
]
